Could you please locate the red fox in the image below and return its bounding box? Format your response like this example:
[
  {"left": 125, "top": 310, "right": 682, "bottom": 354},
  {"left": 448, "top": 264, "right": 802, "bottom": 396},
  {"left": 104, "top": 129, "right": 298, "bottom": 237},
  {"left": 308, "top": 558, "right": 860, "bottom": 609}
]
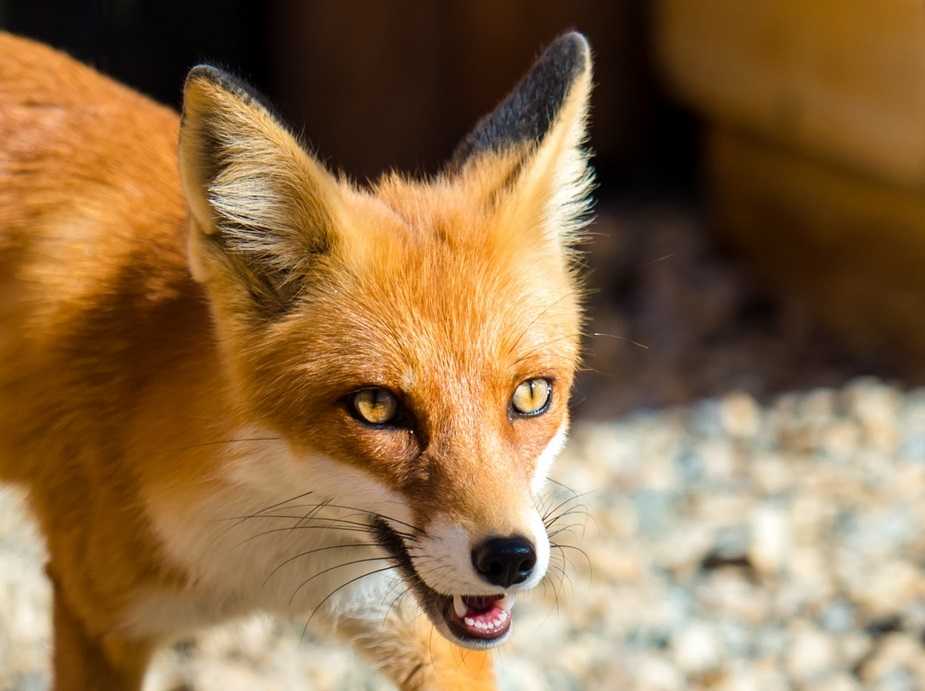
[{"left": 0, "top": 29, "right": 593, "bottom": 690}]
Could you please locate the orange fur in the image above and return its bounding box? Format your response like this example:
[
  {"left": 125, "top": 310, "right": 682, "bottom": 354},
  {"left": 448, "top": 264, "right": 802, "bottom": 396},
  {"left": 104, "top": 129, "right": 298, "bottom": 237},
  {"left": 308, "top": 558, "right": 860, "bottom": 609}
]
[{"left": 0, "top": 30, "right": 592, "bottom": 690}]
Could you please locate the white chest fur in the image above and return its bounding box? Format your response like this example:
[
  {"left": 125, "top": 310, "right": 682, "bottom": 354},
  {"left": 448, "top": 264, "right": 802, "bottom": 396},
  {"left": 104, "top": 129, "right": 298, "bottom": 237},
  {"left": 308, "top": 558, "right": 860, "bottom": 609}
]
[{"left": 124, "top": 433, "right": 413, "bottom": 638}]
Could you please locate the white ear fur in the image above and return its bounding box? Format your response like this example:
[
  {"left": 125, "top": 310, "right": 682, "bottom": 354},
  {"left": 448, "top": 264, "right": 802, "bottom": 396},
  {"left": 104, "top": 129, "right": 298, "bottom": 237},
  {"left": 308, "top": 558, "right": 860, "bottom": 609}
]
[
  {"left": 179, "top": 65, "right": 344, "bottom": 307},
  {"left": 514, "top": 64, "right": 594, "bottom": 247}
]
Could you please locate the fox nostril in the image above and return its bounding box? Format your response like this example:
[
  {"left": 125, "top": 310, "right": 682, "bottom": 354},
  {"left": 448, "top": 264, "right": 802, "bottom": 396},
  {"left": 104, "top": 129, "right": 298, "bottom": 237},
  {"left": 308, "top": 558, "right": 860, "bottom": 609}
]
[{"left": 471, "top": 536, "right": 537, "bottom": 588}]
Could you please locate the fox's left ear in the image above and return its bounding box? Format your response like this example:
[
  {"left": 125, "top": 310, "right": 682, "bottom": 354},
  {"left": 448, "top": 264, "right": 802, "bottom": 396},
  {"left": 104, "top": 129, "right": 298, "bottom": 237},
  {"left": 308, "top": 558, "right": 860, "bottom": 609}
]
[{"left": 450, "top": 32, "right": 594, "bottom": 247}]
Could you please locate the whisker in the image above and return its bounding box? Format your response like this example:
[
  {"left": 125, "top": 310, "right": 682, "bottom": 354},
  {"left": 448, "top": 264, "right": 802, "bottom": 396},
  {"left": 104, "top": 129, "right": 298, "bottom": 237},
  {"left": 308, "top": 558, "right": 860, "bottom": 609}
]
[
  {"left": 548, "top": 562, "right": 574, "bottom": 592},
  {"left": 647, "top": 252, "right": 674, "bottom": 265},
  {"left": 547, "top": 523, "right": 584, "bottom": 541},
  {"left": 510, "top": 333, "right": 584, "bottom": 368},
  {"left": 384, "top": 585, "right": 412, "bottom": 623},
  {"left": 247, "top": 489, "right": 316, "bottom": 517},
  {"left": 168, "top": 436, "right": 282, "bottom": 454},
  {"left": 289, "top": 556, "right": 396, "bottom": 607},
  {"left": 544, "top": 506, "right": 590, "bottom": 530},
  {"left": 551, "top": 543, "right": 592, "bottom": 575},
  {"left": 291, "top": 496, "right": 335, "bottom": 531},
  {"left": 264, "top": 502, "right": 424, "bottom": 535},
  {"left": 507, "top": 294, "right": 573, "bottom": 357},
  {"left": 217, "top": 489, "right": 317, "bottom": 541},
  {"left": 591, "top": 331, "right": 649, "bottom": 350},
  {"left": 545, "top": 477, "right": 578, "bottom": 495},
  {"left": 220, "top": 514, "right": 417, "bottom": 541},
  {"left": 544, "top": 567, "right": 561, "bottom": 615},
  {"left": 233, "top": 525, "right": 376, "bottom": 550},
  {"left": 300, "top": 565, "right": 399, "bottom": 640},
  {"left": 542, "top": 490, "right": 596, "bottom": 523},
  {"left": 263, "top": 542, "right": 381, "bottom": 586},
  {"left": 552, "top": 544, "right": 575, "bottom": 577}
]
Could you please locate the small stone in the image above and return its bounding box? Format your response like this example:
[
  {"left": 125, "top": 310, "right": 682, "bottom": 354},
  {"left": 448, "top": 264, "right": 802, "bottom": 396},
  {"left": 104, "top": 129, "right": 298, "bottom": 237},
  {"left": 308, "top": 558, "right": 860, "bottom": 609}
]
[
  {"left": 720, "top": 392, "right": 760, "bottom": 438},
  {"left": 853, "top": 560, "right": 923, "bottom": 616},
  {"left": 750, "top": 453, "right": 792, "bottom": 494},
  {"left": 699, "top": 438, "right": 738, "bottom": 482},
  {"left": 820, "top": 421, "right": 860, "bottom": 458},
  {"left": 633, "top": 653, "right": 684, "bottom": 690},
  {"left": 653, "top": 524, "right": 713, "bottom": 572},
  {"left": 672, "top": 623, "right": 721, "bottom": 675},
  {"left": 859, "top": 633, "right": 925, "bottom": 688},
  {"left": 786, "top": 624, "right": 837, "bottom": 683},
  {"left": 816, "top": 674, "right": 863, "bottom": 691},
  {"left": 748, "top": 505, "right": 791, "bottom": 575},
  {"left": 838, "top": 633, "right": 873, "bottom": 668},
  {"left": 820, "top": 601, "right": 856, "bottom": 633},
  {"left": 755, "top": 626, "right": 789, "bottom": 658},
  {"left": 697, "top": 571, "right": 769, "bottom": 624},
  {"left": 843, "top": 378, "right": 899, "bottom": 452}
]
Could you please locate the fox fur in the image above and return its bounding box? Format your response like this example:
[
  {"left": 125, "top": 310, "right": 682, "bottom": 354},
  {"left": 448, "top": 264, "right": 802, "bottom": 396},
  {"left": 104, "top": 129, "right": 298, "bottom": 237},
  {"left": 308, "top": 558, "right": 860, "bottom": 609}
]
[{"left": 0, "top": 29, "right": 593, "bottom": 691}]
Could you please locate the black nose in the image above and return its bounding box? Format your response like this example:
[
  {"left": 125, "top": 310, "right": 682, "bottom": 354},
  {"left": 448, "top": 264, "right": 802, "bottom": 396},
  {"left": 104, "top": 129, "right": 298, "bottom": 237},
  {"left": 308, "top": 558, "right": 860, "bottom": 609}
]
[{"left": 471, "top": 536, "right": 537, "bottom": 588}]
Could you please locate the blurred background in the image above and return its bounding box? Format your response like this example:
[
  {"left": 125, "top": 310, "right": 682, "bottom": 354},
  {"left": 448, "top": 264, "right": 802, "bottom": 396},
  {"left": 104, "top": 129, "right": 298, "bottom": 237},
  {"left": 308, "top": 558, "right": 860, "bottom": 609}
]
[
  {"left": 5, "top": 0, "right": 909, "bottom": 420},
  {"left": 3, "top": 2, "right": 925, "bottom": 690}
]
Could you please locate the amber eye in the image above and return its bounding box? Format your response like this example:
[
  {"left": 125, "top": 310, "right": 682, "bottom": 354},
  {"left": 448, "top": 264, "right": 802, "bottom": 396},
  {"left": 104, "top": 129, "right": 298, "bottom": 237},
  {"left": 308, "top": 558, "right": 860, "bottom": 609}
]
[
  {"left": 352, "top": 388, "right": 399, "bottom": 425},
  {"left": 511, "top": 378, "right": 552, "bottom": 416}
]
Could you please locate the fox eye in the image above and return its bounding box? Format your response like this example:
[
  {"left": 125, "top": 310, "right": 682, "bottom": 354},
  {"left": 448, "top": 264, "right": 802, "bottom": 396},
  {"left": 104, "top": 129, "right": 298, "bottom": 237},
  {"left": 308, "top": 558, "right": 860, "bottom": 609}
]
[
  {"left": 352, "top": 388, "right": 399, "bottom": 426},
  {"left": 511, "top": 378, "right": 552, "bottom": 417}
]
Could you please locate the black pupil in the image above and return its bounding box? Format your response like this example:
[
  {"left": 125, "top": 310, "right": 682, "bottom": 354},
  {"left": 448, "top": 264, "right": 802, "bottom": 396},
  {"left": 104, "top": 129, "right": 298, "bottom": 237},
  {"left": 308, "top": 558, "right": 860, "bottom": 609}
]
[{"left": 365, "top": 390, "right": 390, "bottom": 419}]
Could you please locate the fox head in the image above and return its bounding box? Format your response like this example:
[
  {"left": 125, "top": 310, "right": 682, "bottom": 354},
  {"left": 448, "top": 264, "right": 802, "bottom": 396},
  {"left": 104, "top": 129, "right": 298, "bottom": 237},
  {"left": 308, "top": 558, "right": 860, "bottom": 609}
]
[{"left": 174, "top": 32, "right": 592, "bottom": 648}]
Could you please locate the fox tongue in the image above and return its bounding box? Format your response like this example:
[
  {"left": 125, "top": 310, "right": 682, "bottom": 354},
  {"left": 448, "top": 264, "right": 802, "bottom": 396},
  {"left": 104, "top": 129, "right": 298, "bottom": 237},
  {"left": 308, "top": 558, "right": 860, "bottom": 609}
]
[{"left": 452, "top": 594, "right": 502, "bottom": 618}]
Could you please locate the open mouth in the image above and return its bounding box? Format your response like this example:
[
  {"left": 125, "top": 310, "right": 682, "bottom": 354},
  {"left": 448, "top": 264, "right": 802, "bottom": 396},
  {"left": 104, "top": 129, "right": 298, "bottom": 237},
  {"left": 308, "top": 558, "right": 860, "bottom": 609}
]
[
  {"left": 446, "top": 593, "right": 514, "bottom": 641},
  {"left": 373, "top": 519, "right": 514, "bottom": 648}
]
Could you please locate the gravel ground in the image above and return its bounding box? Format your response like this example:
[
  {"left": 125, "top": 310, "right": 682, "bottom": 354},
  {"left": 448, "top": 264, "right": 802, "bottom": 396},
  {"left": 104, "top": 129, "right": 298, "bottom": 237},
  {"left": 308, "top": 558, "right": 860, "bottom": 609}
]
[{"left": 2, "top": 377, "right": 925, "bottom": 690}]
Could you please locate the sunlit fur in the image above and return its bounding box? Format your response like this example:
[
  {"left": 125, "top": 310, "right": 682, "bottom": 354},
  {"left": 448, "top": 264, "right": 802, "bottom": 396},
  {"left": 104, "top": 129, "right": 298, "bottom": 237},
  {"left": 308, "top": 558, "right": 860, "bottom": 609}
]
[{"left": 0, "top": 30, "right": 592, "bottom": 691}]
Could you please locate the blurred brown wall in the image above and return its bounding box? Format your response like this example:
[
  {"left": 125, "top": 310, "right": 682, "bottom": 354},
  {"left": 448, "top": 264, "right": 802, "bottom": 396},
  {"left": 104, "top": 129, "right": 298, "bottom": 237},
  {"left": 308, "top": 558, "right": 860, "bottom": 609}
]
[{"left": 271, "top": 1, "right": 650, "bottom": 181}]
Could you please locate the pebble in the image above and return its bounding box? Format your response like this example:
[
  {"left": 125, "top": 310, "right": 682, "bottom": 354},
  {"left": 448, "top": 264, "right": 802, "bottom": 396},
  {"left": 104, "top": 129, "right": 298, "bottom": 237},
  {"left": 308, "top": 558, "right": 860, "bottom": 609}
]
[
  {"left": 748, "top": 505, "right": 791, "bottom": 575},
  {"left": 786, "top": 623, "right": 838, "bottom": 682},
  {"left": 672, "top": 623, "right": 721, "bottom": 675},
  {"left": 719, "top": 392, "right": 760, "bottom": 438}
]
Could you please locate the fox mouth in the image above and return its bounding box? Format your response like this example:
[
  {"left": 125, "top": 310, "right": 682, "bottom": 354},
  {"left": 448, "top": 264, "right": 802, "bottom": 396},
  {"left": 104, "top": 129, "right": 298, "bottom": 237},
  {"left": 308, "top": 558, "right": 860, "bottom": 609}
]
[{"left": 373, "top": 519, "right": 514, "bottom": 648}]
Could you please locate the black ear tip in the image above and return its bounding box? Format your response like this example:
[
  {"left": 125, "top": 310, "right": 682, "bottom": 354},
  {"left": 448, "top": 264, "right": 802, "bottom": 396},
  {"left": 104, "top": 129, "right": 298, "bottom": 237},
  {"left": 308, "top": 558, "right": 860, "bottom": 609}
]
[
  {"left": 182, "top": 64, "right": 278, "bottom": 119},
  {"left": 185, "top": 64, "right": 229, "bottom": 89},
  {"left": 448, "top": 30, "right": 592, "bottom": 168},
  {"left": 184, "top": 64, "right": 258, "bottom": 101},
  {"left": 542, "top": 31, "right": 591, "bottom": 75},
  {"left": 552, "top": 31, "right": 590, "bottom": 57}
]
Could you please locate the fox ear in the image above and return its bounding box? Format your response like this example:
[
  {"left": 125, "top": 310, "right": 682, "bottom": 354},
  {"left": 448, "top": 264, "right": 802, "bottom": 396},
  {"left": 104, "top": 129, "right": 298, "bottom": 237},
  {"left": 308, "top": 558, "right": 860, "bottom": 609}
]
[
  {"left": 451, "top": 32, "right": 594, "bottom": 247},
  {"left": 179, "top": 65, "right": 343, "bottom": 313}
]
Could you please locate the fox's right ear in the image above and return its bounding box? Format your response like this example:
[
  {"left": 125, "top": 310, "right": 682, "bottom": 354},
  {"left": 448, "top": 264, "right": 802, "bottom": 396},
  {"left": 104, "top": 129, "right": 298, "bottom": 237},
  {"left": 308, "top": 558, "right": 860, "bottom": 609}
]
[{"left": 179, "top": 66, "right": 344, "bottom": 313}]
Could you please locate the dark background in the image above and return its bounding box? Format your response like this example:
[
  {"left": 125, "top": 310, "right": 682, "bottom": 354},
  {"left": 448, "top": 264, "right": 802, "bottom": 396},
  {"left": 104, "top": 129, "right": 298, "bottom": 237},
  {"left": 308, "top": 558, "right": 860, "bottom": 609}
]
[
  {"left": 1, "top": 1, "right": 886, "bottom": 418},
  {"left": 2, "top": 1, "right": 696, "bottom": 193}
]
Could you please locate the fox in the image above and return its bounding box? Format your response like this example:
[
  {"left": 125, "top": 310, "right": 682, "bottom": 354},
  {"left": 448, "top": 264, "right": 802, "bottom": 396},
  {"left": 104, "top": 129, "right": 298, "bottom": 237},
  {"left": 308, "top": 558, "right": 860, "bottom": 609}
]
[{"left": 0, "top": 28, "right": 593, "bottom": 691}]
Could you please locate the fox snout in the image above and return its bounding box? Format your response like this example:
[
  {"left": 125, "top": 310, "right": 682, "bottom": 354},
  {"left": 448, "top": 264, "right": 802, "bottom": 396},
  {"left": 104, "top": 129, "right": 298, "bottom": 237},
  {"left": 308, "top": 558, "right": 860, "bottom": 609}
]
[
  {"left": 373, "top": 492, "right": 553, "bottom": 648},
  {"left": 412, "top": 503, "right": 551, "bottom": 590}
]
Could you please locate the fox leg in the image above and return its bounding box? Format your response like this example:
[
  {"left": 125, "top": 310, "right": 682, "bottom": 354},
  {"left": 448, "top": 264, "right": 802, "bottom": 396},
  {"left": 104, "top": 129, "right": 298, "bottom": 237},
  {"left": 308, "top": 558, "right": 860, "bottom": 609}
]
[
  {"left": 48, "top": 566, "right": 152, "bottom": 691},
  {"left": 335, "top": 614, "right": 496, "bottom": 691}
]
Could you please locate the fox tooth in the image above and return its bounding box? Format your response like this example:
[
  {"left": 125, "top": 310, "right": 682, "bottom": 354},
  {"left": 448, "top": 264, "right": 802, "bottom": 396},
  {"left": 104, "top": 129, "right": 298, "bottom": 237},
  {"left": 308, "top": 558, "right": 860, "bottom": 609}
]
[{"left": 453, "top": 594, "right": 467, "bottom": 618}]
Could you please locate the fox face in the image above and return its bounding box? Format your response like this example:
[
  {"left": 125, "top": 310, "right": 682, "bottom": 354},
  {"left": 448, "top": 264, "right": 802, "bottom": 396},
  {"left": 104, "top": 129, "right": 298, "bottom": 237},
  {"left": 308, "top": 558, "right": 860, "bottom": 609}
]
[{"left": 167, "top": 33, "right": 593, "bottom": 649}]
